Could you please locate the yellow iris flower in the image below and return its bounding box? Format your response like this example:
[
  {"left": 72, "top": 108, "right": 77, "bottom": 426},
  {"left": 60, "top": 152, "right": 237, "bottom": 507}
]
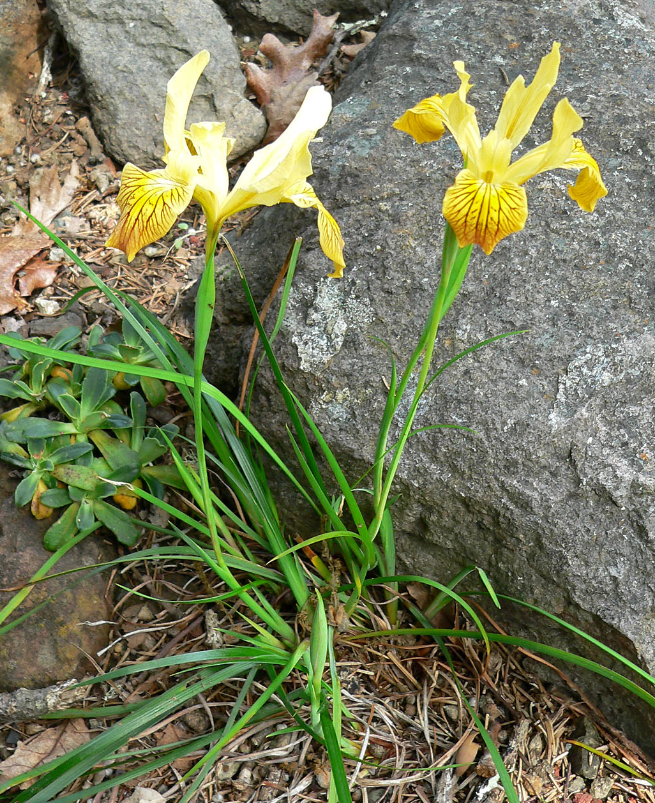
[
  {"left": 106, "top": 51, "right": 345, "bottom": 277},
  {"left": 393, "top": 42, "right": 607, "bottom": 254}
]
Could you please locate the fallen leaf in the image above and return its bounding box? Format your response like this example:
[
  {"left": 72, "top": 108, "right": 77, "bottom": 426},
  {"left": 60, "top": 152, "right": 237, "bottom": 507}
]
[
  {"left": 18, "top": 257, "right": 58, "bottom": 297},
  {"left": 455, "top": 733, "right": 480, "bottom": 777},
  {"left": 245, "top": 10, "right": 338, "bottom": 143},
  {"left": 123, "top": 788, "right": 166, "bottom": 803},
  {"left": 341, "top": 31, "right": 376, "bottom": 59},
  {"left": 0, "top": 162, "right": 78, "bottom": 315},
  {"left": 0, "top": 719, "right": 90, "bottom": 788},
  {"left": 155, "top": 721, "right": 195, "bottom": 772},
  {"left": 28, "top": 161, "right": 80, "bottom": 229},
  {"left": 0, "top": 234, "right": 49, "bottom": 314}
]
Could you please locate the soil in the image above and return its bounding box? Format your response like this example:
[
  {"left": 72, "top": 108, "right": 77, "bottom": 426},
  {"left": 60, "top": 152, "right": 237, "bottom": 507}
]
[{"left": 0, "top": 21, "right": 654, "bottom": 803}]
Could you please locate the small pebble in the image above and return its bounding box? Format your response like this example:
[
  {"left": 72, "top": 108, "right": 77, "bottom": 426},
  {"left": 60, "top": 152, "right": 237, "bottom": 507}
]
[
  {"left": 243, "top": 35, "right": 251, "bottom": 42},
  {"left": 137, "top": 604, "right": 154, "bottom": 622},
  {"left": 30, "top": 153, "right": 41, "bottom": 163},
  {"left": 568, "top": 776, "right": 586, "bottom": 794},
  {"left": 6, "top": 165, "right": 14, "bottom": 174},
  {"left": 443, "top": 704, "right": 459, "bottom": 722},
  {"left": 34, "top": 297, "right": 61, "bottom": 316},
  {"left": 144, "top": 245, "right": 165, "bottom": 258},
  {"left": 1, "top": 316, "right": 25, "bottom": 334},
  {"left": 590, "top": 776, "right": 614, "bottom": 800},
  {"left": 48, "top": 247, "right": 66, "bottom": 262}
]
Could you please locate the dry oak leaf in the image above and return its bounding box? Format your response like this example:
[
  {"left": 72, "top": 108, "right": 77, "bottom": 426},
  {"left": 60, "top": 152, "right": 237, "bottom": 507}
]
[
  {"left": 341, "top": 30, "right": 376, "bottom": 59},
  {"left": 0, "top": 719, "right": 90, "bottom": 788},
  {"left": 245, "top": 10, "right": 338, "bottom": 144},
  {"left": 0, "top": 161, "right": 79, "bottom": 315},
  {"left": 0, "top": 235, "right": 50, "bottom": 315}
]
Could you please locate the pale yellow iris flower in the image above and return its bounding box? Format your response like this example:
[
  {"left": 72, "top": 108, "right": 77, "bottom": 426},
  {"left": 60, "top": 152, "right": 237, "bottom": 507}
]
[
  {"left": 393, "top": 42, "right": 607, "bottom": 254},
  {"left": 106, "top": 51, "right": 345, "bottom": 277}
]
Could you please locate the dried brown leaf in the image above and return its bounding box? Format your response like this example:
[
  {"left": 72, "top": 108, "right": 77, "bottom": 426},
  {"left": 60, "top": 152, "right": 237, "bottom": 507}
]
[
  {"left": 0, "top": 234, "right": 49, "bottom": 314},
  {"left": 155, "top": 722, "right": 195, "bottom": 772},
  {"left": 341, "top": 33, "right": 376, "bottom": 59},
  {"left": 455, "top": 733, "right": 480, "bottom": 777},
  {"left": 0, "top": 719, "right": 90, "bottom": 788},
  {"left": 18, "top": 257, "right": 58, "bottom": 297},
  {"left": 245, "top": 10, "right": 338, "bottom": 143},
  {"left": 13, "top": 161, "right": 80, "bottom": 236}
]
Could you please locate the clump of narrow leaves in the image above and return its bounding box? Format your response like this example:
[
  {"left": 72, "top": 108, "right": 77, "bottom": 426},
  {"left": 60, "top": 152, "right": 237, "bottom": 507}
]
[{"left": 0, "top": 326, "right": 183, "bottom": 550}]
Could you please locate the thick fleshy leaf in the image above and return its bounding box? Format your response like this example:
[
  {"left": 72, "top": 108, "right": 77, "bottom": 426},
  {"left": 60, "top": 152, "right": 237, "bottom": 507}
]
[
  {"left": 52, "top": 464, "right": 101, "bottom": 492},
  {"left": 443, "top": 168, "right": 527, "bottom": 254},
  {"left": 93, "top": 499, "right": 140, "bottom": 545},
  {"left": 15, "top": 471, "right": 40, "bottom": 508},
  {"left": 5, "top": 419, "right": 76, "bottom": 440},
  {"left": 40, "top": 487, "right": 72, "bottom": 508},
  {"left": 88, "top": 429, "right": 140, "bottom": 472},
  {"left": 105, "top": 160, "right": 195, "bottom": 261},
  {"left": 43, "top": 503, "right": 79, "bottom": 551}
]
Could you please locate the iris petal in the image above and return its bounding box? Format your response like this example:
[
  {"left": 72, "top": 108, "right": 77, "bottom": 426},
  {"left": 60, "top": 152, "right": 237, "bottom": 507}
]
[
  {"left": 106, "top": 163, "right": 194, "bottom": 261},
  {"left": 443, "top": 169, "right": 528, "bottom": 254},
  {"left": 163, "top": 51, "right": 210, "bottom": 153},
  {"left": 393, "top": 96, "right": 447, "bottom": 144},
  {"left": 494, "top": 42, "right": 561, "bottom": 147},
  {"left": 283, "top": 181, "right": 346, "bottom": 276},
  {"left": 563, "top": 139, "right": 608, "bottom": 212}
]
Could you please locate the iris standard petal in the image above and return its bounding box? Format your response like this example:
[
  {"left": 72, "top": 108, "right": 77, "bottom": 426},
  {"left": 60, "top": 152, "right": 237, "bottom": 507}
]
[
  {"left": 493, "top": 42, "right": 560, "bottom": 147},
  {"left": 504, "top": 98, "right": 583, "bottom": 185},
  {"left": 188, "top": 121, "right": 234, "bottom": 226},
  {"left": 562, "top": 139, "right": 608, "bottom": 212},
  {"left": 283, "top": 181, "right": 346, "bottom": 277},
  {"left": 163, "top": 50, "right": 210, "bottom": 153},
  {"left": 218, "top": 85, "right": 332, "bottom": 222},
  {"left": 106, "top": 162, "right": 195, "bottom": 261},
  {"left": 443, "top": 168, "right": 528, "bottom": 254}
]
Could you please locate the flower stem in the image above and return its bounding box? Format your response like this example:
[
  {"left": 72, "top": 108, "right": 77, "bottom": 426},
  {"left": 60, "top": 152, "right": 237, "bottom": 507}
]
[{"left": 369, "top": 227, "right": 468, "bottom": 545}]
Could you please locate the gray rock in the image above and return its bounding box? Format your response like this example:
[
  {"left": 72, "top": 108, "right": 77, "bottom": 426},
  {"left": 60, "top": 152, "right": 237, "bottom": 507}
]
[
  {"left": 0, "top": 467, "right": 113, "bottom": 690},
  {"left": 217, "top": 0, "right": 392, "bottom": 36},
  {"left": 202, "top": 0, "right": 655, "bottom": 748},
  {"left": 47, "top": 0, "right": 266, "bottom": 168}
]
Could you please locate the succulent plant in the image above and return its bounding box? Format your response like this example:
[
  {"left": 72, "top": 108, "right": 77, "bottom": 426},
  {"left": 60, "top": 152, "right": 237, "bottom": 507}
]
[{"left": 0, "top": 327, "right": 182, "bottom": 550}]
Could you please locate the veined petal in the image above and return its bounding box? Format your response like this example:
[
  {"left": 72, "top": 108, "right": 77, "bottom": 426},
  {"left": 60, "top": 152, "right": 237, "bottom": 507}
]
[
  {"left": 105, "top": 162, "right": 195, "bottom": 261},
  {"left": 494, "top": 42, "right": 560, "bottom": 147},
  {"left": 163, "top": 51, "right": 210, "bottom": 152},
  {"left": 563, "top": 139, "right": 608, "bottom": 212},
  {"left": 188, "top": 121, "right": 234, "bottom": 226},
  {"left": 504, "top": 98, "right": 583, "bottom": 185},
  {"left": 283, "top": 181, "right": 346, "bottom": 277},
  {"left": 443, "top": 168, "right": 527, "bottom": 254},
  {"left": 219, "top": 85, "right": 332, "bottom": 223}
]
